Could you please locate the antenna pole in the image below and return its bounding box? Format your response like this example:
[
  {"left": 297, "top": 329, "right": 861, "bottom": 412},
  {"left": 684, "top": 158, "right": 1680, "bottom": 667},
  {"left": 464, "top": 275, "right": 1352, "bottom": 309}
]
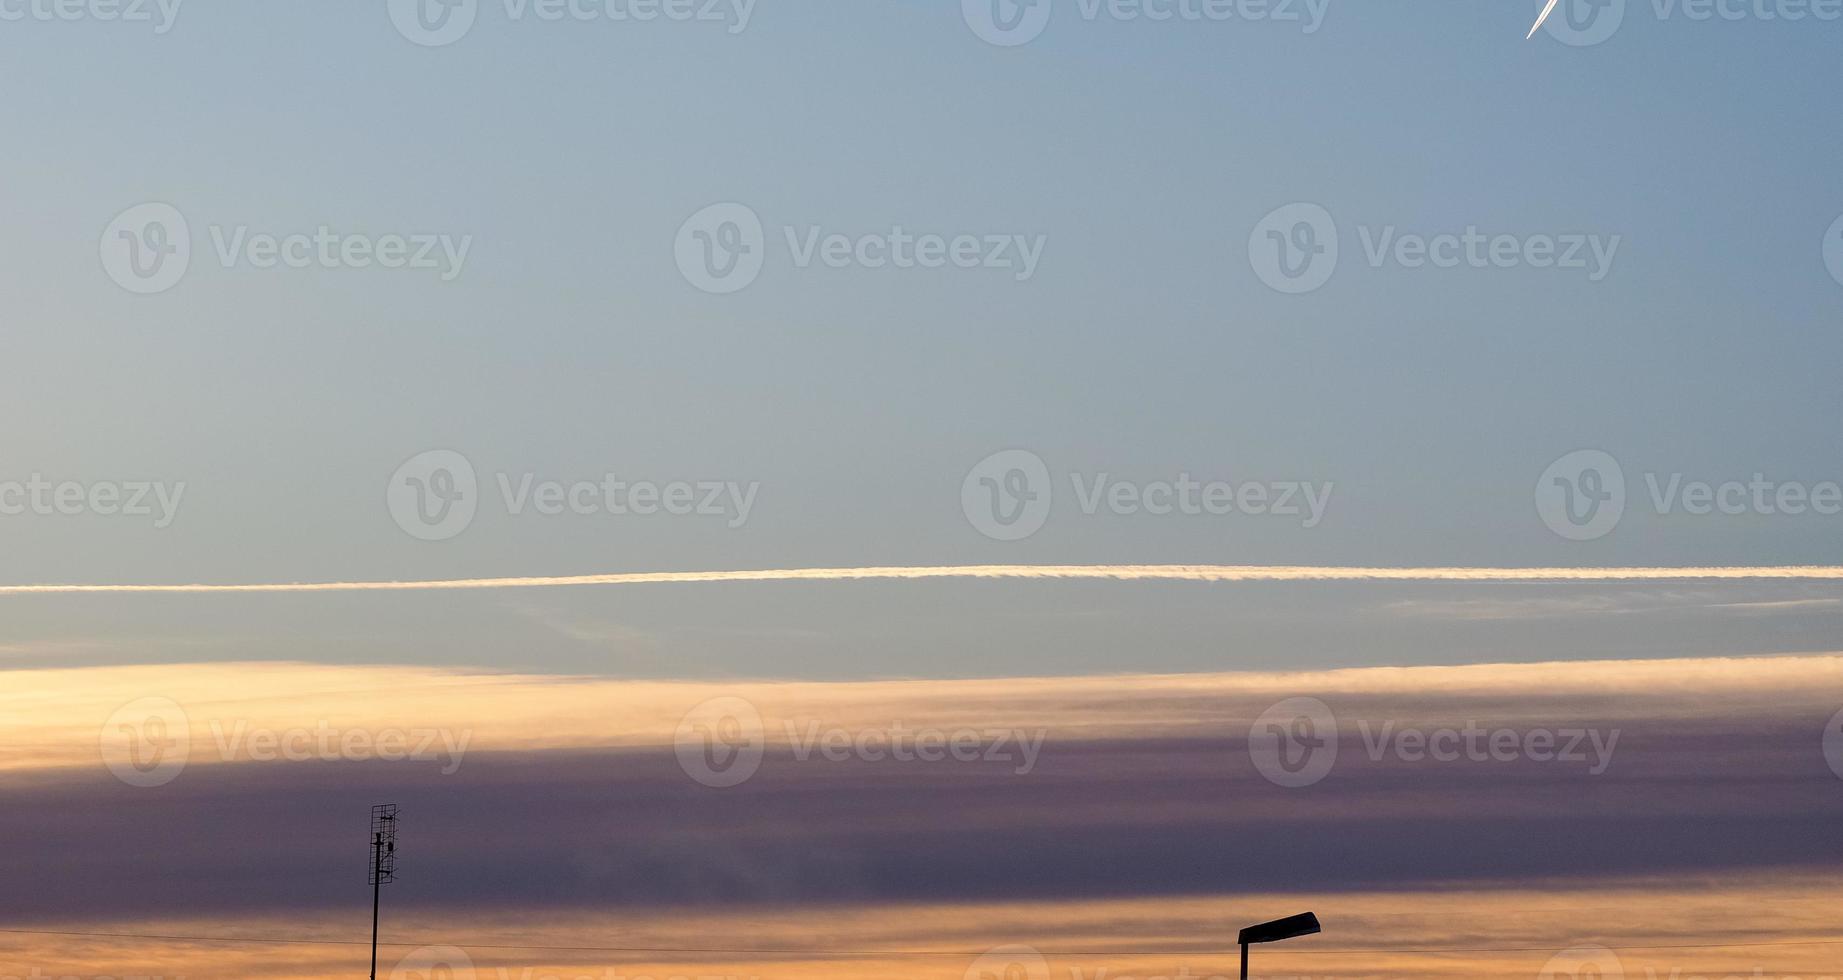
[
  {"left": 370, "top": 831, "right": 383, "bottom": 980},
  {"left": 367, "top": 804, "right": 400, "bottom": 980}
]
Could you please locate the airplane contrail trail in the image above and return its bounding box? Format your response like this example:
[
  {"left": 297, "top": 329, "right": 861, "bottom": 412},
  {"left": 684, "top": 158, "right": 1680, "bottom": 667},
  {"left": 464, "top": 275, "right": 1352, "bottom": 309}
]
[
  {"left": 1529, "top": 0, "right": 1563, "bottom": 37},
  {"left": 2, "top": 565, "right": 1842, "bottom": 595}
]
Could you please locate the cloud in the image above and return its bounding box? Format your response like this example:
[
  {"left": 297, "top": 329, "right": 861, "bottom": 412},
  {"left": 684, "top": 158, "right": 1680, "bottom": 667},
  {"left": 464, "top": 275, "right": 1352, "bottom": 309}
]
[
  {"left": 3, "top": 563, "right": 1843, "bottom": 594},
  {"left": 3, "top": 872, "right": 1842, "bottom": 980},
  {"left": 1377, "top": 589, "right": 1843, "bottom": 621},
  {"left": 3, "top": 655, "right": 1841, "bottom": 929}
]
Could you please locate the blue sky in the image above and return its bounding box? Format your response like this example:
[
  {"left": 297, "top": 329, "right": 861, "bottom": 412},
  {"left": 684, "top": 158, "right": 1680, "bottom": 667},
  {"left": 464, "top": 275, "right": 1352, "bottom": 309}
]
[
  {"left": 2, "top": 0, "right": 1840, "bottom": 674},
  {"left": 4, "top": 11, "right": 1843, "bottom": 977}
]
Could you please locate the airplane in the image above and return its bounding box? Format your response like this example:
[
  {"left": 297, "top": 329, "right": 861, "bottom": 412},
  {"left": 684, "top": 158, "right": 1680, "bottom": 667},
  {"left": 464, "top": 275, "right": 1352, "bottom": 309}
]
[{"left": 1528, "top": 0, "right": 1563, "bottom": 37}]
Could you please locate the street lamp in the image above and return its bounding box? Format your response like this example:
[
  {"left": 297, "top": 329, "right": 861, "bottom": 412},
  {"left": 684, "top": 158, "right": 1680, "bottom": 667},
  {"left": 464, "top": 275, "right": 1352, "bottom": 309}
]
[{"left": 1238, "top": 912, "right": 1320, "bottom": 980}]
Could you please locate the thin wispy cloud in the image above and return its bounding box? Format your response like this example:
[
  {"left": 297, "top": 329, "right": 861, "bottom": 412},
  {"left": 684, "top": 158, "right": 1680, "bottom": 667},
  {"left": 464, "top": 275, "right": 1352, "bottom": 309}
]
[
  {"left": 4, "top": 564, "right": 1843, "bottom": 595},
  {"left": 1378, "top": 590, "right": 1843, "bottom": 621}
]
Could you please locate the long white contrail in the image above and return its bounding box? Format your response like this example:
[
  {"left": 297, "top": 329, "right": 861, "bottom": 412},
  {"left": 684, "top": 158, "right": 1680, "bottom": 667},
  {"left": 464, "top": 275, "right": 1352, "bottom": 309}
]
[
  {"left": 2, "top": 565, "right": 1842, "bottom": 595},
  {"left": 1529, "top": 0, "right": 1563, "bottom": 37}
]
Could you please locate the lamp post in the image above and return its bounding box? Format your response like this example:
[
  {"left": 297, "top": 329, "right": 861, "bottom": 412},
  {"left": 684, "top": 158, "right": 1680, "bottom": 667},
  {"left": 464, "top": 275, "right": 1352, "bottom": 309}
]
[{"left": 1237, "top": 912, "right": 1320, "bottom": 980}]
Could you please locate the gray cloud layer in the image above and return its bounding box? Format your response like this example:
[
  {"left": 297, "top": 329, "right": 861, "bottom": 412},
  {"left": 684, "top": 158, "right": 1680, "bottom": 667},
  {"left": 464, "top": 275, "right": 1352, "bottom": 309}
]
[{"left": 5, "top": 705, "right": 1837, "bottom": 923}]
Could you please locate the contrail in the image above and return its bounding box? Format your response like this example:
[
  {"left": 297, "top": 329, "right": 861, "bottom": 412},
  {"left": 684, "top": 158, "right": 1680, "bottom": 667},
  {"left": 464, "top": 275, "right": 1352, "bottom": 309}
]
[
  {"left": 1529, "top": 0, "right": 1563, "bottom": 37},
  {"left": 2, "top": 565, "right": 1842, "bottom": 595}
]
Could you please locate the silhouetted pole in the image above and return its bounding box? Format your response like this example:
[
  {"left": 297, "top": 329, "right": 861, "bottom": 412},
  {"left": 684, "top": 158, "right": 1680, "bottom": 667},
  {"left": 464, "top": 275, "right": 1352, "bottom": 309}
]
[
  {"left": 1239, "top": 941, "right": 1249, "bottom": 980},
  {"left": 368, "top": 804, "right": 400, "bottom": 980},
  {"left": 370, "top": 831, "right": 383, "bottom": 980}
]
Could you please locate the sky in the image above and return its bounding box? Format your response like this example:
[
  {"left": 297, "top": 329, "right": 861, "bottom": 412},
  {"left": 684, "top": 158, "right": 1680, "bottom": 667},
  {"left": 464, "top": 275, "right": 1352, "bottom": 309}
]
[{"left": 2, "top": 0, "right": 1843, "bottom": 977}]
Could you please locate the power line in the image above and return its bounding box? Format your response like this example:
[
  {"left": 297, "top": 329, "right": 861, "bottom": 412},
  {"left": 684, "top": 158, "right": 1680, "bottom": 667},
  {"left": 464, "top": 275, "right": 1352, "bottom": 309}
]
[{"left": 1, "top": 926, "right": 1840, "bottom": 957}]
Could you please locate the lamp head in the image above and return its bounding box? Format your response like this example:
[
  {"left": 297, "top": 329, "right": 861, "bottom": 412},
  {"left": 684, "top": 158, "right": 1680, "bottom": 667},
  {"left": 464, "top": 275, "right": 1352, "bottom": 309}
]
[{"left": 1237, "top": 912, "right": 1321, "bottom": 946}]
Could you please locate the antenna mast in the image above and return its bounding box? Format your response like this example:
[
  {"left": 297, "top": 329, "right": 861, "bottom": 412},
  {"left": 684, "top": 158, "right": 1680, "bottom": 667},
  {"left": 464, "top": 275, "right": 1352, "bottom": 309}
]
[{"left": 368, "top": 803, "right": 400, "bottom": 980}]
